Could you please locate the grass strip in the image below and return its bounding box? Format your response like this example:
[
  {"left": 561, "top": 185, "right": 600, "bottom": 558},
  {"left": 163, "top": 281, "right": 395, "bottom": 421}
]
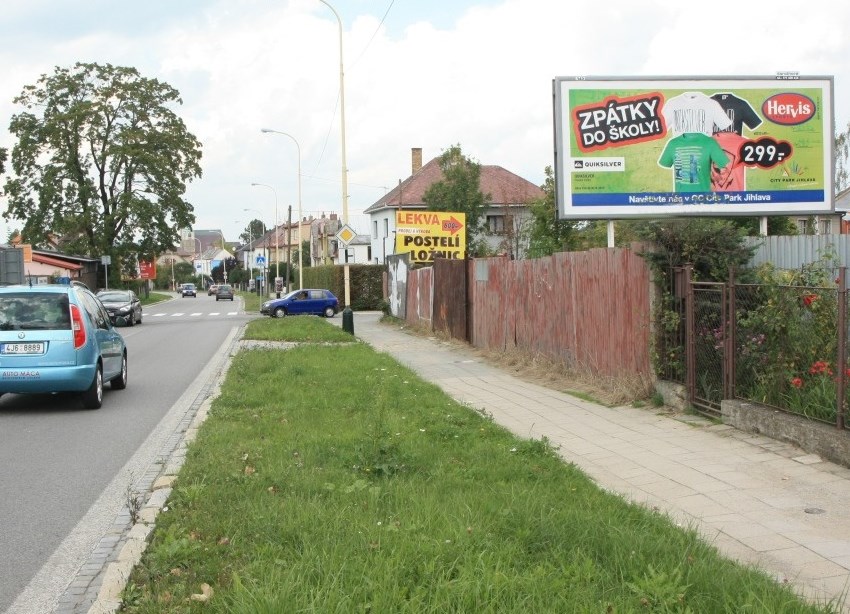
[{"left": 122, "top": 319, "right": 838, "bottom": 613}]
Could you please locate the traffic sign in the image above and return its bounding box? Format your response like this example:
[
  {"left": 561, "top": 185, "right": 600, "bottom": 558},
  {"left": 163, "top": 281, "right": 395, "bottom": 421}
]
[{"left": 336, "top": 224, "right": 356, "bottom": 246}]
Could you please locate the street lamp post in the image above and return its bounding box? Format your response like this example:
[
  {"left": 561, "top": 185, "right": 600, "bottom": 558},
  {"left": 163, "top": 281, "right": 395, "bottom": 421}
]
[
  {"left": 250, "top": 183, "right": 280, "bottom": 296},
  {"left": 260, "top": 128, "right": 303, "bottom": 290},
  {"left": 214, "top": 230, "right": 228, "bottom": 283},
  {"left": 193, "top": 237, "right": 202, "bottom": 286},
  {"left": 318, "top": 0, "right": 349, "bottom": 224},
  {"left": 235, "top": 220, "right": 252, "bottom": 290},
  {"left": 317, "top": 0, "right": 352, "bottom": 309}
]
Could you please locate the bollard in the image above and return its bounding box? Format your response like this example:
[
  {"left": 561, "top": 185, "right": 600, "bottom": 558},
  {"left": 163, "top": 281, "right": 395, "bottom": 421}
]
[{"left": 342, "top": 307, "right": 354, "bottom": 335}]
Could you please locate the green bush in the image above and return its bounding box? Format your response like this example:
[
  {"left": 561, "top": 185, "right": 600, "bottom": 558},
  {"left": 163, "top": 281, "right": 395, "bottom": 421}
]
[{"left": 303, "top": 264, "right": 385, "bottom": 310}]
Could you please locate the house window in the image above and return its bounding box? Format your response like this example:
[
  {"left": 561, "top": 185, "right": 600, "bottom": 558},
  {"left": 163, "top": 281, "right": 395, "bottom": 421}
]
[
  {"left": 383, "top": 218, "right": 389, "bottom": 237},
  {"left": 796, "top": 218, "right": 809, "bottom": 234},
  {"left": 487, "top": 215, "right": 506, "bottom": 234},
  {"left": 372, "top": 221, "right": 378, "bottom": 239},
  {"left": 820, "top": 219, "right": 832, "bottom": 235}
]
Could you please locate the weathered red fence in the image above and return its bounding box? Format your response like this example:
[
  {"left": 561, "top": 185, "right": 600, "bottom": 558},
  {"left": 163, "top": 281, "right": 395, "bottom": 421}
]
[
  {"left": 393, "top": 247, "right": 653, "bottom": 379},
  {"left": 433, "top": 259, "right": 468, "bottom": 341},
  {"left": 405, "top": 265, "right": 433, "bottom": 329},
  {"left": 469, "top": 248, "right": 652, "bottom": 378}
]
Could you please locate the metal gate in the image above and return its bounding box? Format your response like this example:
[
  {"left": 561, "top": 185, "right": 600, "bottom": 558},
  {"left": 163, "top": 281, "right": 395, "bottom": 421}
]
[{"left": 687, "top": 282, "right": 726, "bottom": 414}]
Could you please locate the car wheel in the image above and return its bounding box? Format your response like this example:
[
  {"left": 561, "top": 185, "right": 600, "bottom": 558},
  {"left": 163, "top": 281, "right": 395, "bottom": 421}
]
[
  {"left": 111, "top": 352, "right": 128, "bottom": 390},
  {"left": 128, "top": 312, "right": 135, "bottom": 326},
  {"left": 324, "top": 306, "right": 336, "bottom": 318},
  {"left": 216, "top": 296, "right": 219, "bottom": 301},
  {"left": 274, "top": 307, "right": 286, "bottom": 318},
  {"left": 81, "top": 364, "right": 104, "bottom": 409}
]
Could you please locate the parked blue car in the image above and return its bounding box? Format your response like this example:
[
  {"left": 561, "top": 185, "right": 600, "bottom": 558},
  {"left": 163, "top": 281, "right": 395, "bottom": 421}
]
[
  {"left": 0, "top": 284, "right": 128, "bottom": 409},
  {"left": 260, "top": 289, "right": 340, "bottom": 318}
]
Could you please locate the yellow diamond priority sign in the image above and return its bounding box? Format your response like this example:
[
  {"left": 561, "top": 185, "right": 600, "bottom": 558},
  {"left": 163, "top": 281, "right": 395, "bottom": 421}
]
[{"left": 336, "top": 224, "right": 356, "bottom": 246}]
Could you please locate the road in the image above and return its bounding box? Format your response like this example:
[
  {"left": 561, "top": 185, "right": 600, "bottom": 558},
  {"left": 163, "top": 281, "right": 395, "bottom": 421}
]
[{"left": 0, "top": 292, "right": 252, "bottom": 613}]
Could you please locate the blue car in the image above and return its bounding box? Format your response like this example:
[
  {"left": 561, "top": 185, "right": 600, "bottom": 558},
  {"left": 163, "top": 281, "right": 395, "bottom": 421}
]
[
  {"left": 260, "top": 289, "right": 340, "bottom": 318},
  {"left": 0, "top": 284, "right": 128, "bottom": 409}
]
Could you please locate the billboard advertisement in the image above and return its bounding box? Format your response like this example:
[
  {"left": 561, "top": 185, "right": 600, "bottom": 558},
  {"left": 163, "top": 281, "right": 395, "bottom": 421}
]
[
  {"left": 394, "top": 210, "right": 466, "bottom": 265},
  {"left": 139, "top": 260, "right": 156, "bottom": 280},
  {"left": 553, "top": 76, "right": 834, "bottom": 219}
]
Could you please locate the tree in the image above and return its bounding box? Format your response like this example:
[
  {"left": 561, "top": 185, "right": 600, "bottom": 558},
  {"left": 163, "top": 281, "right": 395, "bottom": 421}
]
[
  {"left": 422, "top": 144, "right": 490, "bottom": 256},
  {"left": 634, "top": 218, "right": 757, "bottom": 282},
  {"left": 3, "top": 62, "right": 202, "bottom": 268},
  {"left": 836, "top": 122, "right": 850, "bottom": 193},
  {"left": 524, "top": 166, "right": 581, "bottom": 257},
  {"left": 240, "top": 219, "right": 265, "bottom": 244}
]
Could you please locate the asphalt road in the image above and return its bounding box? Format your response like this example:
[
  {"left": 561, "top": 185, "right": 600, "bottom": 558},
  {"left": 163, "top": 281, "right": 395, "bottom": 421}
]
[{"left": 0, "top": 293, "right": 252, "bottom": 613}]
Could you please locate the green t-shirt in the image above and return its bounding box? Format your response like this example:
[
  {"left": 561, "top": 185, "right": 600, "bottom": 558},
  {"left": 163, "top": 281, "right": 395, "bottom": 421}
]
[{"left": 658, "top": 133, "right": 729, "bottom": 192}]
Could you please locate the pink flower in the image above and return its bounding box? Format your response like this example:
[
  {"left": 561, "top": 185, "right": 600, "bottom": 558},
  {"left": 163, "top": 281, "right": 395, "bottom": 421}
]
[{"left": 791, "top": 377, "right": 803, "bottom": 388}]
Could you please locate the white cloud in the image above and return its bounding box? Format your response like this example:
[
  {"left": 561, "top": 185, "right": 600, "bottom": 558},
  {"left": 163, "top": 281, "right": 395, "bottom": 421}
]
[{"left": 1, "top": 0, "right": 849, "bottom": 241}]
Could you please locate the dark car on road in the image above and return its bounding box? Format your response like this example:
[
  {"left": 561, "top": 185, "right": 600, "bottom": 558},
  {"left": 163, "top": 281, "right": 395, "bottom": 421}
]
[
  {"left": 181, "top": 283, "right": 197, "bottom": 298},
  {"left": 96, "top": 289, "right": 142, "bottom": 326},
  {"left": 261, "top": 289, "right": 339, "bottom": 318},
  {"left": 215, "top": 284, "right": 234, "bottom": 301},
  {"left": 0, "top": 284, "right": 128, "bottom": 409}
]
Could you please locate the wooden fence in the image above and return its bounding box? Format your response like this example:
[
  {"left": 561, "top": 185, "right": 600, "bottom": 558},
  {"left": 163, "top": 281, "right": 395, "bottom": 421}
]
[{"left": 392, "top": 247, "right": 653, "bottom": 379}]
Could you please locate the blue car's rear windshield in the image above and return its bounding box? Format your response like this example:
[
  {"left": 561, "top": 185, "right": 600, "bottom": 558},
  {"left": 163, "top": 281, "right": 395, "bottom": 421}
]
[{"left": 0, "top": 292, "right": 71, "bottom": 330}]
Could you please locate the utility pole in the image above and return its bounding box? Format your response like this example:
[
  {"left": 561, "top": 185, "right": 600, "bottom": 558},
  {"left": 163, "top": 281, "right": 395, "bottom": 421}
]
[{"left": 285, "top": 205, "right": 292, "bottom": 294}]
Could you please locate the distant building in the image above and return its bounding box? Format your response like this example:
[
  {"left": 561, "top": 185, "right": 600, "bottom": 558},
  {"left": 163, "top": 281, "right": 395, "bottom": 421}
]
[{"left": 363, "top": 148, "right": 544, "bottom": 263}]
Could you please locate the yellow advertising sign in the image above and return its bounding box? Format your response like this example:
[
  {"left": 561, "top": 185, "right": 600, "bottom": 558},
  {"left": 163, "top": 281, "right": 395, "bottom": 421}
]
[{"left": 395, "top": 211, "right": 465, "bottom": 264}]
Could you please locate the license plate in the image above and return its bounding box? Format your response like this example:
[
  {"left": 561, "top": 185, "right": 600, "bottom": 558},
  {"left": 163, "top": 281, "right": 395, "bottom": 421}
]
[{"left": 1, "top": 342, "right": 46, "bottom": 355}]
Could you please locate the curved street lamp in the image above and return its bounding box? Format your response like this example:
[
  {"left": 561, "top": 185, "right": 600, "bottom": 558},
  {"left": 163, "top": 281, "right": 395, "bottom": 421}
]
[
  {"left": 317, "top": 0, "right": 349, "bottom": 224},
  {"left": 260, "top": 128, "right": 303, "bottom": 290},
  {"left": 250, "top": 183, "right": 280, "bottom": 295}
]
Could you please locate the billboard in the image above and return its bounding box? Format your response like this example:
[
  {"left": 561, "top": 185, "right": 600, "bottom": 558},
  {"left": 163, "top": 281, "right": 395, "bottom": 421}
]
[
  {"left": 553, "top": 76, "right": 834, "bottom": 219},
  {"left": 394, "top": 210, "right": 466, "bottom": 265},
  {"left": 139, "top": 260, "right": 156, "bottom": 280}
]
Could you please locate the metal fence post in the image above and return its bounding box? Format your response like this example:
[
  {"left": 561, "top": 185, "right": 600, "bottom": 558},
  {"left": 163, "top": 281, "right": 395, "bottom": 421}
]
[
  {"left": 724, "top": 267, "right": 736, "bottom": 400},
  {"left": 684, "top": 265, "right": 696, "bottom": 406},
  {"left": 837, "top": 267, "right": 846, "bottom": 430}
]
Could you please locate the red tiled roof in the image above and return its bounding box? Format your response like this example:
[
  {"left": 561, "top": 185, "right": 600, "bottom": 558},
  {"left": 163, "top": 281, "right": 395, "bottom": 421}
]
[
  {"left": 32, "top": 253, "right": 83, "bottom": 270},
  {"left": 364, "top": 157, "right": 544, "bottom": 213}
]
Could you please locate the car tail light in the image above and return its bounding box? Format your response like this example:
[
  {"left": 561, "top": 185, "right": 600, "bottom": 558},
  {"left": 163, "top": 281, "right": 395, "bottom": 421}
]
[{"left": 71, "top": 304, "right": 86, "bottom": 349}]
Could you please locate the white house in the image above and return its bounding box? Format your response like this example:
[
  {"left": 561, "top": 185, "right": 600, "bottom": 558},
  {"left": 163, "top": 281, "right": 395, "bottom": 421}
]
[{"left": 363, "top": 148, "right": 544, "bottom": 264}]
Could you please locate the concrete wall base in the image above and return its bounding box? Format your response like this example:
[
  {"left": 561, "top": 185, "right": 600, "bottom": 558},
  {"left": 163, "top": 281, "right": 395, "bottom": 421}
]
[
  {"left": 722, "top": 399, "right": 850, "bottom": 468},
  {"left": 655, "top": 381, "right": 687, "bottom": 412}
]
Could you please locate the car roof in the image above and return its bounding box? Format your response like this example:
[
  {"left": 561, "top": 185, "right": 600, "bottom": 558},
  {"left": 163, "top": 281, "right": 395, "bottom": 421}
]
[{"left": 0, "top": 284, "right": 75, "bottom": 294}]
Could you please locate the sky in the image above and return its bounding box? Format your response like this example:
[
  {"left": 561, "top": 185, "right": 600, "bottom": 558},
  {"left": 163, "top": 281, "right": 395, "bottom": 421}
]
[{"left": 1, "top": 0, "right": 849, "bottom": 245}]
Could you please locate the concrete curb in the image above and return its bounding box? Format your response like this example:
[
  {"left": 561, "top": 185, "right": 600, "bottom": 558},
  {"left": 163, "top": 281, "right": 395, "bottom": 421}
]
[{"left": 85, "top": 398, "right": 210, "bottom": 614}]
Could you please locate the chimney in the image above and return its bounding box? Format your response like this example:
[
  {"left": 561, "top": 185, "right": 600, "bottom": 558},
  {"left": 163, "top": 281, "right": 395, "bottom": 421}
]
[{"left": 411, "top": 147, "right": 422, "bottom": 175}]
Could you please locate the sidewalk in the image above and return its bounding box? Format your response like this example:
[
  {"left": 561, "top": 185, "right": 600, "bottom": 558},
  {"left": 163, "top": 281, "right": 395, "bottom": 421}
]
[{"left": 344, "top": 312, "right": 850, "bottom": 611}]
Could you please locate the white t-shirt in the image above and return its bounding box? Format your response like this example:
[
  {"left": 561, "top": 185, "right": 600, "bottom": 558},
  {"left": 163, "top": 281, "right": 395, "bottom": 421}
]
[{"left": 662, "top": 92, "right": 733, "bottom": 135}]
